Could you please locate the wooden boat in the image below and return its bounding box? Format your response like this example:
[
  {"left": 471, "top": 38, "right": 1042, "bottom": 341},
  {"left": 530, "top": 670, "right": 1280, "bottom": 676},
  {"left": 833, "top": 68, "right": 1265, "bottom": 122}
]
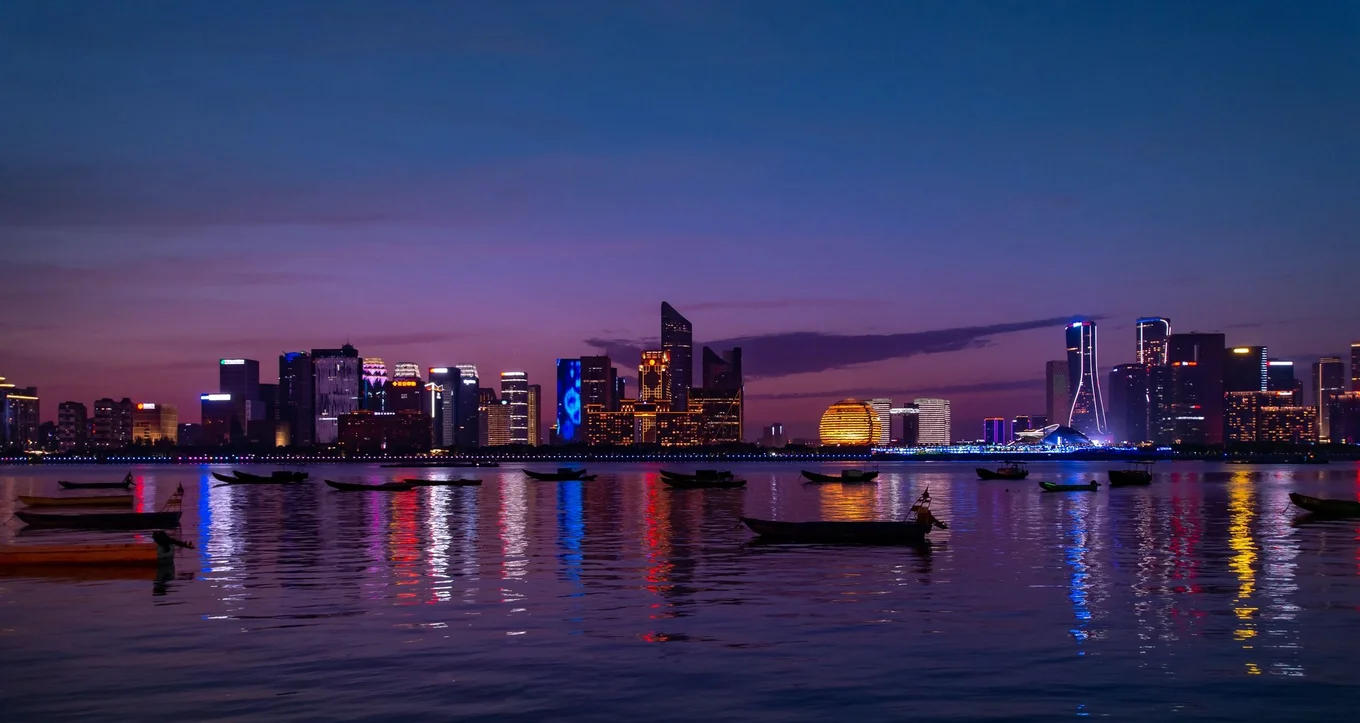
[
  {"left": 381, "top": 461, "right": 500, "bottom": 468},
  {"left": 660, "top": 469, "right": 734, "bottom": 482},
  {"left": 662, "top": 476, "right": 746, "bottom": 489},
  {"left": 17, "top": 494, "right": 134, "bottom": 508},
  {"left": 1108, "top": 462, "right": 1153, "bottom": 487},
  {"left": 977, "top": 462, "right": 1028, "bottom": 480},
  {"left": 743, "top": 489, "right": 944, "bottom": 544},
  {"left": 0, "top": 542, "right": 159, "bottom": 566},
  {"left": 801, "top": 469, "right": 879, "bottom": 484},
  {"left": 230, "top": 470, "right": 309, "bottom": 483},
  {"left": 524, "top": 468, "right": 590, "bottom": 481},
  {"left": 58, "top": 479, "right": 132, "bottom": 490},
  {"left": 325, "top": 480, "right": 416, "bottom": 492},
  {"left": 1040, "top": 481, "right": 1100, "bottom": 493},
  {"left": 400, "top": 478, "right": 483, "bottom": 487},
  {"left": 14, "top": 510, "right": 182, "bottom": 529},
  {"left": 1288, "top": 493, "right": 1360, "bottom": 518}
]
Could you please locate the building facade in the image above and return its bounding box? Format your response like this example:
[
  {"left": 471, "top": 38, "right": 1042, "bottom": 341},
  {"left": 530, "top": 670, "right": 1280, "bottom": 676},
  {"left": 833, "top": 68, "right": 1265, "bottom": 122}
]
[
  {"left": 1313, "top": 357, "right": 1345, "bottom": 442},
  {"left": 362, "top": 358, "right": 389, "bottom": 413},
  {"left": 454, "top": 365, "right": 480, "bottom": 448},
  {"left": 1136, "top": 317, "right": 1171, "bottom": 366},
  {"left": 983, "top": 418, "right": 1008, "bottom": 445},
  {"left": 819, "top": 399, "right": 881, "bottom": 446},
  {"left": 527, "top": 383, "right": 541, "bottom": 446},
  {"left": 1108, "top": 364, "right": 1149, "bottom": 444},
  {"left": 200, "top": 393, "right": 235, "bottom": 447},
  {"left": 313, "top": 345, "right": 360, "bottom": 445},
  {"left": 1, "top": 381, "right": 39, "bottom": 450},
  {"left": 132, "top": 402, "right": 178, "bottom": 444},
  {"left": 661, "top": 302, "right": 693, "bottom": 411},
  {"left": 1167, "top": 333, "right": 1226, "bottom": 445},
  {"left": 279, "top": 351, "right": 314, "bottom": 447},
  {"left": 219, "top": 358, "right": 260, "bottom": 426},
  {"left": 639, "top": 350, "right": 670, "bottom": 407},
  {"left": 1224, "top": 346, "right": 1268, "bottom": 393},
  {"left": 1045, "top": 360, "right": 1069, "bottom": 430},
  {"left": 1065, "top": 321, "right": 1108, "bottom": 437},
  {"left": 57, "top": 401, "right": 87, "bottom": 452},
  {"left": 501, "top": 371, "right": 529, "bottom": 445},
  {"left": 913, "top": 398, "right": 951, "bottom": 445}
]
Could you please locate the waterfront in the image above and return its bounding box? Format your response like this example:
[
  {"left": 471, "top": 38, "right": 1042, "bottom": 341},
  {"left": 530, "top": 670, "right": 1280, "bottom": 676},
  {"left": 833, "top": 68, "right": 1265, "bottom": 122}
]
[{"left": 3, "top": 461, "right": 1360, "bottom": 721}]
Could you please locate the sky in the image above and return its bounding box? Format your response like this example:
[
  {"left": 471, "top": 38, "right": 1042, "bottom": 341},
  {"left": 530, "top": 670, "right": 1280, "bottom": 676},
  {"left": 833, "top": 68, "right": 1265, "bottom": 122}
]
[{"left": 2, "top": 1, "right": 1358, "bottom": 439}]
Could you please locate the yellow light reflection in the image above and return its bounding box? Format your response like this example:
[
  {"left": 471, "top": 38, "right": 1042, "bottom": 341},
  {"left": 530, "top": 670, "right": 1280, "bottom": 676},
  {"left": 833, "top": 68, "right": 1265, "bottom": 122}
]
[{"left": 1227, "top": 472, "right": 1259, "bottom": 673}]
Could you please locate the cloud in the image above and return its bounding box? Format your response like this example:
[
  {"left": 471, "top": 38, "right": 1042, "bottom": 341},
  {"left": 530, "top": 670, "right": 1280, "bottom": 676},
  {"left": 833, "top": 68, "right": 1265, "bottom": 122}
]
[
  {"left": 586, "top": 315, "right": 1084, "bottom": 379},
  {"left": 748, "top": 379, "right": 1043, "bottom": 401},
  {"left": 681, "top": 298, "right": 881, "bottom": 312}
]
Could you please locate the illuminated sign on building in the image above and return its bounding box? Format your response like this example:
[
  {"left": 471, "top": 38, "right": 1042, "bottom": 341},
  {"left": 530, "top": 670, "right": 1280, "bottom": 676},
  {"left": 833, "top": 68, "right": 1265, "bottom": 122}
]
[
  {"left": 137, "top": 403, "right": 156, "bottom": 410},
  {"left": 430, "top": 367, "right": 449, "bottom": 374},
  {"left": 201, "top": 393, "right": 231, "bottom": 401},
  {"left": 556, "top": 359, "right": 583, "bottom": 443},
  {"left": 392, "top": 380, "right": 418, "bottom": 388},
  {"left": 220, "top": 359, "right": 246, "bottom": 365}
]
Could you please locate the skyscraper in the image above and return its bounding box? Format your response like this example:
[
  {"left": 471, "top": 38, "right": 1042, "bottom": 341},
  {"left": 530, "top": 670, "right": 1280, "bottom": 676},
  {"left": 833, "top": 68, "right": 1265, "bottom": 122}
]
[
  {"left": 660, "top": 302, "right": 692, "bottom": 411},
  {"left": 1224, "top": 346, "right": 1268, "bottom": 393},
  {"left": 57, "top": 401, "right": 87, "bottom": 452},
  {"left": 200, "top": 393, "right": 234, "bottom": 446},
  {"left": 393, "top": 362, "right": 421, "bottom": 379},
  {"left": 500, "top": 371, "right": 529, "bottom": 444},
  {"left": 388, "top": 377, "right": 424, "bottom": 414},
  {"left": 1045, "top": 360, "right": 1069, "bottom": 428},
  {"left": 1, "top": 381, "right": 39, "bottom": 450},
  {"left": 1313, "top": 357, "right": 1345, "bottom": 442},
  {"left": 362, "top": 358, "right": 389, "bottom": 412},
  {"left": 702, "top": 346, "right": 743, "bottom": 390},
  {"left": 219, "top": 358, "right": 260, "bottom": 425},
  {"left": 1168, "top": 333, "right": 1226, "bottom": 445},
  {"left": 313, "top": 344, "right": 360, "bottom": 445},
  {"left": 477, "top": 387, "right": 497, "bottom": 446},
  {"left": 1352, "top": 343, "right": 1360, "bottom": 391},
  {"left": 580, "top": 356, "right": 615, "bottom": 431},
  {"left": 612, "top": 377, "right": 627, "bottom": 410},
  {"left": 132, "top": 403, "right": 178, "bottom": 444},
  {"left": 428, "top": 367, "right": 458, "bottom": 447},
  {"left": 1065, "top": 321, "right": 1107, "bottom": 437},
  {"left": 1267, "top": 360, "right": 1302, "bottom": 397},
  {"left": 527, "top": 383, "right": 541, "bottom": 446},
  {"left": 639, "top": 350, "right": 670, "bottom": 407},
  {"left": 867, "top": 398, "right": 892, "bottom": 446},
  {"left": 895, "top": 405, "right": 920, "bottom": 446},
  {"left": 1108, "top": 364, "right": 1149, "bottom": 444},
  {"left": 556, "top": 358, "right": 584, "bottom": 444},
  {"left": 279, "top": 351, "right": 314, "bottom": 447},
  {"left": 1136, "top": 317, "right": 1171, "bottom": 366},
  {"left": 485, "top": 399, "right": 513, "bottom": 446},
  {"left": 454, "top": 365, "right": 480, "bottom": 448},
  {"left": 982, "top": 418, "right": 1007, "bottom": 445},
  {"left": 913, "top": 398, "right": 951, "bottom": 445}
]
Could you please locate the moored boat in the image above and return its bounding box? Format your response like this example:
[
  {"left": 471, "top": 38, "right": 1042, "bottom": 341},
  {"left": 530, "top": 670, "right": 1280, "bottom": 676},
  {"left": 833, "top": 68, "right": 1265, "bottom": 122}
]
[
  {"left": 801, "top": 469, "right": 879, "bottom": 484},
  {"left": 1108, "top": 461, "right": 1153, "bottom": 487},
  {"left": 15, "top": 510, "right": 183, "bottom": 529},
  {"left": 400, "top": 478, "right": 483, "bottom": 487},
  {"left": 977, "top": 462, "right": 1028, "bottom": 480},
  {"left": 0, "top": 542, "right": 159, "bottom": 566},
  {"left": 325, "top": 480, "right": 416, "bottom": 492},
  {"left": 660, "top": 469, "right": 734, "bottom": 483},
  {"left": 230, "top": 470, "right": 309, "bottom": 483},
  {"left": 662, "top": 477, "right": 746, "bottom": 489},
  {"left": 1288, "top": 493, "right": 1360, "bottom": 518},
  {"left": 58, "top": 479, "right": 133, "bottom": 490},
  {"left": 742, "top": 489, "right": 944, "bottom": 544},
  {"left": 17, "top": 494, "right": 134, "bottom": 508},
  {"left": 524, "top": 468, "right": 591, "bottom": 481},
  {"left": 1039, "top": 481, "right": 1100, "bottom": 493}
]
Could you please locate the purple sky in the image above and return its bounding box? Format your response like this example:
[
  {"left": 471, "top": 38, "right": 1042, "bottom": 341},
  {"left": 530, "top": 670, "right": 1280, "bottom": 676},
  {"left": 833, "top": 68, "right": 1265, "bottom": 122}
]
[{"left": 2, "top": 2, "right": 1358, "bottom": 439}]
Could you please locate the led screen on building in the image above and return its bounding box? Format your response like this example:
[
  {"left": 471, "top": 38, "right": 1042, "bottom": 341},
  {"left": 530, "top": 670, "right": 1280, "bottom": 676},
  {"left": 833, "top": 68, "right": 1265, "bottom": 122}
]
[{"left": 556, "top": 359, "right": 583, "bottom": 443}]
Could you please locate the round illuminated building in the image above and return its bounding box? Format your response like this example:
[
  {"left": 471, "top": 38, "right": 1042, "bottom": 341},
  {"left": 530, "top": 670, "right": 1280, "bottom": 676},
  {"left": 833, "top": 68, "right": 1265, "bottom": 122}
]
[{"left": 819, "top": 399, "right": 883, "bottom": 446}]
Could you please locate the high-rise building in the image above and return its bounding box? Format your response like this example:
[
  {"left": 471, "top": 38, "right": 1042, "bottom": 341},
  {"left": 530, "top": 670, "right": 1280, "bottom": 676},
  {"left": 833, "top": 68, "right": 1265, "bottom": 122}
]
[
  {"left": 177, "top": 423, "right": 202, "bottom": 447},
  {"left": 132, "top": 402, "right": 178, "bottom": 444},
  {"left": 1332, "top": 393, "right": 1360, "bottom": 444},
  {"left": 527, "top": 383, "right": 541, "bottom": 446},
  {"left": 477, "top": 387, "right": 497, "bottom": 447},
  {"left": 867, "top": 398, "right": 892, "bottom": 446},
  {"left": 110, "top": 398, "right": 133, "bottom": 448},
  {"left": 484, "top": 399, "right": 513, "bottom": 446},
  {"left": 1168, "top": 333, "right": 1226, "bottom": 445},
  {"left": 1226, "top": 391, "right": 1309, "bottom": 443},
  {"left": 983, "top": 418, "right": 1008, "bottom": 445},
  {"left": 92, "top": 398, "right": 114, "bottom": 448},
  {"left": 1313, "top": 357, "right": 1346, "bottom": 442},
  {"left": 392, "top": 362, "right": 421, "bottom": 380},
  {"left": 1224, "top": 346, "right": 1268, "bottom": 393},
  {"left": 759, "top": 424, "right": 787, "bottom": 448},
  {"left": 612, "top": 377, "right": 627, "bottom": 410},
  {"left": 1259, "top": 405, "right": 1317, "bottom": 444},
  {"left": 454, "top": 366, "right": 480, "bottom": 448},
  {"left": 279, "top": 351, "right": 314, "bottom": 447},
  {"left": 1353, "top": 344, "right": 1360, "bottom": 391},
  {"left": 1065, "top": 321, "right": 1107, "bottom": 437},
  {"left": 1146, "top": 365, "right": 1175, "bottom": 445},
  {"left": 428, "top": 367, "right": 458, "bottom": 448},
  {"left": 1, "top": 380, "right": 39, "bottom": 449},
  {"left": 689, "top": 387, "right": 743, "bottom": 444},
  {"left": 200, "top": 393, "right": 235, "bottom": 446},
  {"left": 313, "top": 344, "right": 360, "bottom": 445},
  {"left": 258, "top": 383, "right": 278, "bottom": 422},
  {"left": 1045, "top": 360, "right": 1069, "bottom": 429},
  {"left": 556, "top": 359, "right": 585, "bottom": 444},
  {"left": 388, "top": 377, "right": 424, "bottom": 414},
  {"left": 580, "top": 356, "right": 614, "bottom": 433},
  {"left": 661, "top": 302, "right": 692, "bottom": 411},
  {"left": 913, "top": 398, "right": 951, "bottom": 445},
  {"left": 639, "top": 350, "right": 670, "bottom": 407},
  {"left": 818, "top": 400, "right": 882, "bottom": 446},
  {"left": 702, "top": 347, "right": 743, "bottom": 390},
  {"left": 1267, "top": 360, "right": 1302, "bottom": 397},
  {"left": 1136, "top": 317, "right": 1171, "bottom": 366},
  {"left": 219, "top": 358, "right": 261, "bottom": 424},
  {"left": 893, "top": 405, "right": 920, "bottom": 446},
  {"left": 57, "top": 401, "right": 87, "bottom": 452},
  {"left": 1108, "top": 364, "right": 1149, "bottom": 444},
  {"left": 500, "top": 371, "right": 529, "bottom": 444},
  {"left": 362, "top": 358, "right": 389, "bottom": 413}
]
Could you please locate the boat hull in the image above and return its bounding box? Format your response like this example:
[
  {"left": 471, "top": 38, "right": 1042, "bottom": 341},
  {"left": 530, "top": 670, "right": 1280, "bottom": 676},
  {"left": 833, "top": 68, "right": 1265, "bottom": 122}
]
[
  {"left": 801, "top": 470, "right": 879, "bottom": 484},
  {"left": 400, "top": 479, "right": 483, "bottom": 487},
  {"left": 1039, "top": 482, "right": 1099, "bottom": 493},
  {"left": 1107, "top": 470, "right": 1152, "bottom": 486},
  {"left": 14, "top": 510, "right": 182, "bottom": 530},
  {"left": 1289, "top": 493, "right": 1360, "bottom": 518},
  {"left": 524, "top": 470, "right": 589, "bottom": 481},
  {"left": 741, "top": 517, "right": 930, "bottom": 544},
  {"left": 977, "top": 468, "right": 1028, "bottom": 480},
  {"left": 662, "top": 478, "right": 746, "bottom": 489},
  {"left": 325, "top": 480, "right": 415, "bottom": 492},
  {"left": 57, "top": 480, "right": 132, "bottom": 490},
  {"left": 229, "top": 470, "right": 309, "bottom": 484},
  {"left": 0, "top": 542, "right": 159, "bottom": 566},
  {"left": 17, "top": 494, "right": 134, "bottom": 508}
]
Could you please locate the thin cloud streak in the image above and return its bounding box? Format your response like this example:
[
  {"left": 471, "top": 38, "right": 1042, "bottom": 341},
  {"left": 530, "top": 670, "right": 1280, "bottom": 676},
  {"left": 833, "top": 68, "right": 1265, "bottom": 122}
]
[{"left": 749, "top": 378, "right": 1043, "bottom": 401}]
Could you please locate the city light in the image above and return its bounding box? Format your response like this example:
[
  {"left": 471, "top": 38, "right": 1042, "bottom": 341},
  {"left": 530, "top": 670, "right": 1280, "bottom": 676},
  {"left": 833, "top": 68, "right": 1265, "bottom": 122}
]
[{"left": 219, "top": 359, "right": 245, "bottom": 365}]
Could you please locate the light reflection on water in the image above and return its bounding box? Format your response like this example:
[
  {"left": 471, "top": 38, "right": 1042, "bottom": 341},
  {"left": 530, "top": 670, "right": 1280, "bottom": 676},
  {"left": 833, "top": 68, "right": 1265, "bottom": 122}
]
[{"left": 2, "top": 461, "right": 1360, "bottom": 720}]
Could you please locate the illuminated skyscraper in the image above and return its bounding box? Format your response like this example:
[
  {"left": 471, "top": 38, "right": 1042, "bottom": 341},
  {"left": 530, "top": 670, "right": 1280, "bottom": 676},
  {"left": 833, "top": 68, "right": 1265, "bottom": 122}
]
[
  {"left": 1167, "top": 333, "right": 1226, "bottom": 444},
  {"left": 982, "top": 418, "right": 1008, "bottom": 445},
  {"left": 501, "top": 371, "right": 529, "bottom": 444},
  {"left": 557, "top": 359, "right": 585, "bottom": 444},
  {"left": 660, "top": 302, "right": 692, "bottom": 411},
  {"left": 388, "top": 377, "right": 424, "bottom": 413},
  {"left": 867, "top": 398, "right": 892, "bottom": 446},
  {"left": 1065, "top": 321, "right": 1107, "bottom": 437},
  {"left": 580, "top": 356, "right": 615, "bottom": 431},
  {"left": 1045, "top": 360, "right": 1069, "bottom": 428},
  {"left": 219, "top": 358, "right": 260, "bottom": 424},
  {"left": 1, "top": 380, "right": 39, "bottom": 449},
  {"left": 200, "top": 393, "right": 235, "bottom": 447},
  {"left": 57, "top": 401, "right": 87, "bottom": 452},
  {"left": 612, "top": 377, "right": 626, "bottom": 410},
  {"left": 527, "top": 384, "right": 541, "bottom": 446},
  {"left": 393, "top": 362, "right": 420, "bottom": 379},
  {"left": 1267, "top": 360, "right": 1302, "bottom": 397},
  {"left": 477, "top": 387, "right": 497, "bottom": 446},
  {"left": 913, "top": 398, "right": 951, "bottom": 445},
  {"left": 1313, "top": 357, "right": 1345, "bottom": 442},
  {"left": 1108, "top": 364, "right": 1149, "bottom": 444},
  {"left": 428, "top": 367, "right": 457, "bottom": 447},
  {"left": 639, "top": 350, "right": 670, "bottom": 407},
  {"left": 279, "top": 351, "right": 314, "bottom": 446},
  {"left": 702, "top": 347, "right": 742, "bottom": 390},
  {"left": 362, "top": 358, "right": 389, "bottom": 412},
  {"left": 1224, "top": 346, "right": 1268, "bottom": 392},
  {"left": 894, "top": 405, "right": 920, "bottom": 445},
  {"left": 485, "top": 399, "right": 513, "bottom": 446},
  {"left": 1136, "top": 317, "right": 1171, "bottom": 366},
  {"left": 312, "top": 344, "right": 360, "bottom": 445},
  {"left": 454, "top": 365, "right": 480, "bottom": 448},
  {"left": 132, "top": 403, "right": 178, "bottom": 444}
]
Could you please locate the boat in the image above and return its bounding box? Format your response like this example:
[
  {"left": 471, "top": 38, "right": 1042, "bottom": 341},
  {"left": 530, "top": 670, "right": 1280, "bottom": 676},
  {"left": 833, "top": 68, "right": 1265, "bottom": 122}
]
[
  {"left": 400, "top": 478, "right": 483, "bottom": 487},
  {"left": 1288, "top": 493, "right": 1360, "bottom": 518},
  {"left": 662, "top": 476, "right": 746, "bottom": 489},
  {"left": 1039, "top": 481, "right": 1100, "bottom": 493},
  {"left": 976, "top": 462, "right": 1028, "bottom": 480},
  {"left": 229, "top": 470, "right": 309, "bottom": 483},
  {"left": 325, "top": 480, "right": 416, "bottom": 492},
  {"left": 660, "top": 469, "right": 734, "bottom": 482},
  {"left": 15, "top": 510, "right": 182, "bottom": 529},
  {"left": 524, "top": 468, "right": 591, "bottom": 481},
  {"left": 0, "top": 542, "right": 160, "bottom": 566},
  {"left": 17, "top": 494, "right": 134, "bottom": 508},
  {"left": 380, "top": 461, "right": 500, "bottom": 468},
  {"left": 801, "top": 469, "right": 879, "bottom": 484},
  {"left": 741, "top": 489, "right": 945, "bottom": 544},
  {"left": 57, "top": 479, "right": 132, "bottom": 490},
  {"left": 1108, "top": 461, "right": 1153, "bottom": 487}
]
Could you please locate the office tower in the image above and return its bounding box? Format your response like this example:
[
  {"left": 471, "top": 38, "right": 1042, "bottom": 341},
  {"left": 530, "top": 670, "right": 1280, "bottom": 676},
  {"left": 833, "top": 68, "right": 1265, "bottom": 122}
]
[
  {"left": 388, "top": 376, "right": 424, "bottom": 414},
  {"left": 759, "top": 424, "right": 787, "bottom": 448},
  {"left": 1136, "top": 317, "right": 1171, "bottom": 366},
  {"left": 279, "top": 351, "right": 314, "bottom": 447},
  {"left": 312, "top": 344, "right": 360, "bottom": 445},
  {"left": 57, "top": 401, "right": 87, "bottom": 451},
  {"left": 1313, "top": 357, "right": 1345, "bottom": 442},
  {"left": 1, "top": 379, "right": 39, "bottom": 449},
  {"left": 1168, "top": 333, "right": 1226, "bottom": 444},
  {"left": 219, "top": 358, "right": 261, "bottom": 424},
  {"left": 983, "top": 418, "right": 1008, "bottom": 445},
  {"left": 1267, "top": 360, "right": 1302, "bottom": 397},
  {"left": 1145, "top": 365, "right": 1174, "bottom": 445},
  {"left": 689, "top": 387, "right": 743, "bottom": 444},
  {"left": 454, "top": 366, "right": 480, "bottom": 448},
  {"left": 1332, "top": 393, "right": 1360, "bottom": 444},
  {"left": 1065, "top": 321, "right": 1107, "bottom": 437},
  {"left": 92, "top": 398, "right": 114, "bottom": 448},
  {"left": 1258, "top": 405, "right": 1317, "bottom": 444},
  {"left": 612, "top": 377, "right": 626, "bottom": 411},
  {"left": 499, "top": 371, "right": 529, "bottom": 444},
  {"left": 899, "top": 405, "right": 921, "bottom": 446},
  {"left": 819, "top": 400, "right": 881, "bottom": 446},
  {"left": 702, "top": 347, "right": 743, "bottom": 390},
  {"left": 477, "top": 387, "right": 497, "bottom": 446},
  {"left": 132, "top": 403, "right": 178, "bottom": 444},
  {"left": 639, "top": 350, "right": 670, "bottom": 407},
  {"left": 1353, "top": 344, "right": 1360, "bottom": 391},
  {"left": 484, "top": 399, "right": 513, "bottom": 446},
  {"left": 362, "top": 358, "right": 389, "bottom": 412},
  {"left": 1224, "top": 346, "right": 1268, "bottom": 393},
  {"left": 1108, "top": 364, "right": 1149, "bottom": 444},
  {"left": 391, "top": 362, "right": 420, "bottom": 380},
  {"left": 556, "top": 359, "right": 584, "bottom": 444},
  {"left": 580, "top": 355, "right": 615, "bottom": 432},
  {"left": 200, "top": 393, "right": 235, "bottom": 446},
  {"left": 428, "top": 368, "right": 458, "bottom": 447},
  {"left": 661, "top": 302, "right": 692, "bottom": 411},
  {"left": 177, "top": 423, "right": 202, "bottom": 447},
  {"left": 913, "top": 398, "right": 951, "bottom": 445},
  {"left": 527, "top": 384, "right": 541, "bottom": 445},
  {"left": 867, "top": 398, "right": 892, "bottom": 446},
  {"left": 111, "top": 398, "right": 133, "bottom": 447},
  {"left": 1226, "top": 391, "right": 1303, "bottom": 443},
  {"left": 1045, "top": 361, "right": 1069, "bottom": 428}
]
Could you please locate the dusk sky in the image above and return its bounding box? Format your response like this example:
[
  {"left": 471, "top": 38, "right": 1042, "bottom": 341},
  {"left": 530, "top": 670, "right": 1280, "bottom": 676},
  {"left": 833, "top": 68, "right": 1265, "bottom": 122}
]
[{"left": 2, "top": 1, "right": 1357, "bottom": 438}]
